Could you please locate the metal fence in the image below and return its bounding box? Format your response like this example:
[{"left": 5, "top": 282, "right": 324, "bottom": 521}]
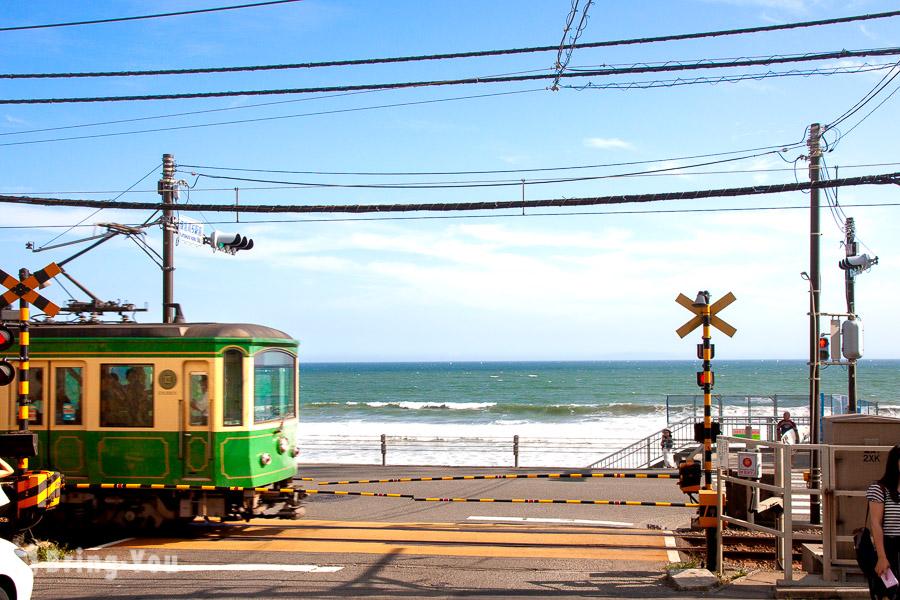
[{"left": 298, "top": 434, "right": 631, "bottom": 467}]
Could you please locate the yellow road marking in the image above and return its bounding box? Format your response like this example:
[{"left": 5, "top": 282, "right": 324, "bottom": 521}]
[{"left": 106, "top": 519, "right": 673, "bottom": 562}]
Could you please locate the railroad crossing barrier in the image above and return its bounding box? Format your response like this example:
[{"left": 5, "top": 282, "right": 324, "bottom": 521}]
[
  {"left": 315, "top": 471, "right": 676, "bottom": 485},
  {"left": 66, "top": 482, "right": 697, "bottom": 507}
]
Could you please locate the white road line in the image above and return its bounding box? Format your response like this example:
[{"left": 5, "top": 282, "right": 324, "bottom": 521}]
[
  {"left": 664, "top": 531, "right": 681, "bottom": 563},
  {"left": 86, "top": 538, "right": 135, "bottom": 550},
  {"left": 33, "top": 562, "right": 343, "bottom": 573},
  {"left": 466, "top": 516, "right": 634, "bottom": 528}
]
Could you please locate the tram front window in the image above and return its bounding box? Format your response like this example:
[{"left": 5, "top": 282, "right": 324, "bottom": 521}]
[
  {"left": 253, "top": 350, "right": 295, "bottom": 423},
  {"left": 100, "top": 364, "right": 153, "bottom": 427}
]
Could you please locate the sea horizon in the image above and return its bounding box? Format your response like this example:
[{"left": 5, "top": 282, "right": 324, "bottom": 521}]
[{"left": 296, "top": 359, "right": 900, "bottom": 466}]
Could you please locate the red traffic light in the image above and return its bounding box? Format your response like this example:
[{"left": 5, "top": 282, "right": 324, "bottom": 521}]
[
  {"left": 818, "top": 337, "right": 828, "bottom": 349},
  {"left": 0, "top": 325, "right": 14, "bottom": 352}
]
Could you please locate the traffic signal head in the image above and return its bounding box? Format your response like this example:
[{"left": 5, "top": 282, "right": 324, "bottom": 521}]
[
  {"left": 0, "top": 359, "right": 14, "bottom": 386},
  {"left": 209, "top": 231, "right": 254, "bottom": 254},
  {"left": 839, "top": 254, "right": 878, "bottom": 271},
  {"left": 0, "top": 325, "right": 13, "bottom": 352},
  {"left": 818, "top": 335, "right": 830, "bottom": 362}
]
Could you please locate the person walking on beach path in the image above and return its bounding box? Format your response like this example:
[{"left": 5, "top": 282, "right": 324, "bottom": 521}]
[
  {"left": 866, "top": 444, "right": 900, "bottom": 600},
  {"left": 777, "top": 411, "right": 799, "bottom": 444},
  {"left": 661, "top": 429, "right": 676, "bottom": 468}
]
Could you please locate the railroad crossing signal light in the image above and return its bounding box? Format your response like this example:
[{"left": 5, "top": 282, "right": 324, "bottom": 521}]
[
  {"left": 208, "top": 231, "right": 254, "bottom": 254},
  {"left": 818, "top": 335, "right": 830, "bottom": 362},
  {"left": 0, "top": 325, "right": 13, "bottom": 352},
  {"left": 0, "top": 359, "right": 14, "bottom": 386}
]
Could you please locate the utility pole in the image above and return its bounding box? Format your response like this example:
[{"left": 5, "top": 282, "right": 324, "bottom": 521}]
[
  {"left": 844, "top": 217, "right": 858, "bottom": 411},
  {"left": 807, "top": 123, "right": 822, "bottom": 525},
  {"left": 159, "top": 154, "right": 176, "bottom": 324}
]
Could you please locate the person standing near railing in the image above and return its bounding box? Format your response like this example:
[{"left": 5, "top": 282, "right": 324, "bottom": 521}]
[{"left": 661, "top": 429, "right": 676, "bottom": 468}]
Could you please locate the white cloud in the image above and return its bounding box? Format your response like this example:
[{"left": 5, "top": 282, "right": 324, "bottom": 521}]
[
  {"left": 583, "top": 137, "right": 634, "bottom": 151},
  {"left": 4, "top": 115, "right": 26, "bottom": 125}
]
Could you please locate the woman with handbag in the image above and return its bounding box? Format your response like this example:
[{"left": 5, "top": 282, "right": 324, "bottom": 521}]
[{"left": 867, "top": 444, "right": 900, "bottom": 599}]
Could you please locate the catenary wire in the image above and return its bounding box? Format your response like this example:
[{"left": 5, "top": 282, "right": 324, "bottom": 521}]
[
  {"left": 3, "top": 47, "right": 900, "bottom": 104},
  {"left": 35, "top": 163, "right": 161, "bottom": 250},
  {"left": 3, "top": 9, "right": 899, "bottom": 78},
  {"left": 0, "top": 1, "right": 303, "bottom": 32},
  {"left": 1, "top": 172, "right": 897, "bottom": 214},
  {"left": 563, "top": 63, "right": 897, "bottom": 90}
]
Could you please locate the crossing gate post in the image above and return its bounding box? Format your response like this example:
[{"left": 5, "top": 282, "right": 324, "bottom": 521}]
[
  {"left": 513, "top": 435, "right": 519, "bottom": 468},
  {"left": 381, "top": 434, "right": 387, "bottom": 466}
]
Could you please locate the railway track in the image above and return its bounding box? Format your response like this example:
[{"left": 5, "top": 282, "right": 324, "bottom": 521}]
[{"left": 677, "top": 532, "right": 807, "bottom": 562}]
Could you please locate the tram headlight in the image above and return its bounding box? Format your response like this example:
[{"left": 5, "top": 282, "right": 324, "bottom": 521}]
[
  {"left": 259, "top": 453, "right": 272, "bottom": 466},
  {"left": 277, "top": 436, "right": 290, "bottom": 454},
  {"left": 290, "top": 443, "right": 301, "bottom": 458}
]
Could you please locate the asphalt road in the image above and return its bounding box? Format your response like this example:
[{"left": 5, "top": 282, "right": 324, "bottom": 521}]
[{"left": 30, "top": 465, "right": 763, "bottom": 600}]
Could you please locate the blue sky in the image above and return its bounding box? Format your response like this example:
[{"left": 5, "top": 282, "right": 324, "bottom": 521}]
[{"left": 1, "top": 0, "right": 898, "bottom": 361}]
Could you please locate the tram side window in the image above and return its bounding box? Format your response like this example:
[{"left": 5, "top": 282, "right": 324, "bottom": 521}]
[
  {"left": 223, "top": 350, "right": 243, "bottom": 426},
  {"left": 55, "top": 367, "right": 83, "bottom": 425},
  {"left": 253, "top": 350, "right": 296, "bottom": 424},
  {"left": 189, "top": 373, "right": 209, "bottom": 426},
  {"left": 26, "top": 367, "right": 44, "bottom": 425},
  {"left": 100, "top": 364, "right": 153, "bottom": 427}
]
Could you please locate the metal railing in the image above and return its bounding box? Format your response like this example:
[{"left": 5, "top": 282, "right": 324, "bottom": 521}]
[
  {"left": 588, "top": 415, "right": 812, "bottom": 470},
  {"left": 665, "top": 393, "right": 878, "bottom": 424},
  {"left": 298, "top": 434, "right": 630, "bottom": 467},
  {"left": 715, "top": 436, "right": 892, "bottom": 584}
]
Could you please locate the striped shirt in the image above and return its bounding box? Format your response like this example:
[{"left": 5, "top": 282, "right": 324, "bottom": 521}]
[{"left": 867, "top": 483, "right": 900, "bottom": 536}]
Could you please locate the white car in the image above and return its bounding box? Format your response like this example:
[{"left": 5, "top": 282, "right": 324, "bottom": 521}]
[{"left": 0, "top": 537, "right": 33, "bottom": 600}]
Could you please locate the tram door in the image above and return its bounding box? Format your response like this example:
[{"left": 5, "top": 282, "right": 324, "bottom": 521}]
[{"left": 181, "top": 362, "right": 212, "bottom": 481}]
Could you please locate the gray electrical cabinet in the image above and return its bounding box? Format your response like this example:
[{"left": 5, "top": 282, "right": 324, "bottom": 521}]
[{"left": 823, "top": 414, "right": 900, "bottom": 571}]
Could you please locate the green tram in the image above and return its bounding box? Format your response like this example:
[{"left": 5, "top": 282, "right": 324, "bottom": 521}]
[{"left": 0, "top": 322, "right": 304, "bottom": 527}]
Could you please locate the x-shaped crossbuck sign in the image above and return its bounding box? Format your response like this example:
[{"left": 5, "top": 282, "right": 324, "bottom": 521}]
[
  {"left": 0, "top": 263, "right": 62, "bottom": 317},
  {"left": 675, "top": 291, "right": 737, "bottom": 339}
]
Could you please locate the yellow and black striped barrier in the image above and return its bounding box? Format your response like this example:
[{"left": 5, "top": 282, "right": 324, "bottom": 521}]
[
  {"left": 413, "top": 497, "right": 699, "bottom": 507},
  {"left": 316, "top": 472, "right": 676, "bottom": 485},
  {"left": 64, "top": 483, "right": 695, "bottom": 507},
  {"left": 17, "top": 470, "right": 62, "bottom": 512}
]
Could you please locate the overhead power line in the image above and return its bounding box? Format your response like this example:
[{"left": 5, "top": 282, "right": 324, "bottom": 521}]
[
  {"left": 1, "top": 172, "right": 897, "bottom": 214},
  {"left": 3, "top": 9, "right": 898, "bottom": 78},
  {"left": 0, "top": 1, "right": 303, "bottom": 33},
  {"left": 2, "top": 63, "right": 887, "bottom": 145},
  {"left": 186, "top": 151, "right": 782, "bottom": 190},
  {"left": 14, "top": 161, "right": 900, "bottom": 195},
  {"left": 4, "top": 47, "right": 899, "bottom": 105},
  {"left": 0, "top": 89, "right": 543, "bottom": 147},
  {"left": 3, "top": 201, "right": 900, "bottom": 229}
]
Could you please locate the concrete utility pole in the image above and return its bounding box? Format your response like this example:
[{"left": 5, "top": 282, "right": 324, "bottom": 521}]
[
  {"left": 159, "top": 154, "right": 176, "bottom": 324},
  {"left": 807, "top": 123, "right": 822, "bottom": 525},
  {"left": 844, "top": 217, "right": 858, "bottom": 411}
]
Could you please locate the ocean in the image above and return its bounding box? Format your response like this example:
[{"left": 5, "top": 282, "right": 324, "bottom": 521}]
[{"left": 297, "top": 360, "right": 900, "bottom": 467}]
